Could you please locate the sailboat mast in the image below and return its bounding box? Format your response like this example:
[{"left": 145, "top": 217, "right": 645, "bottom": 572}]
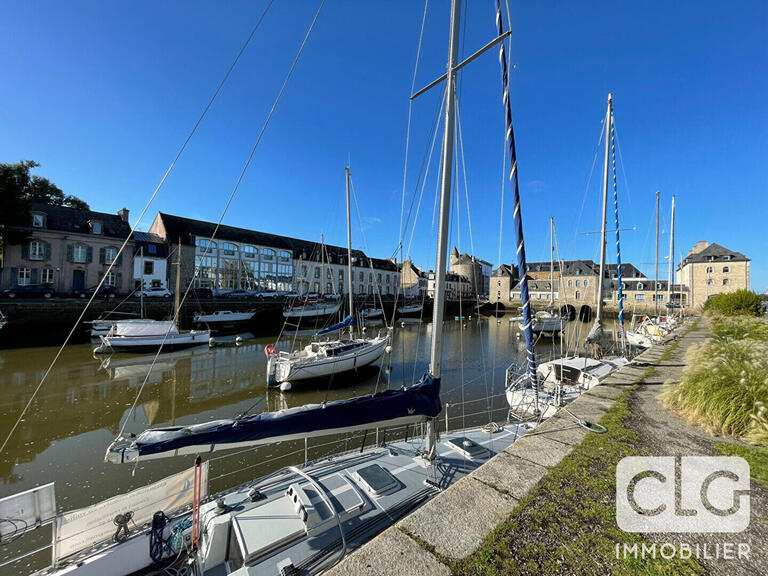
[
  {"left": 594, "top": 93, "right": 612, "bottom": 325},
  {"left": 320, "top": 234, "right": 325, "bottom": 297},
  {"left": 345, "top": 166, "right": 354, "bottom": 333},
  {"left": 654, "top": 190, "right": 659, "bottom": 316},
  {"left": 549, "top": 217, "right": 554, "bottom": 306},
  {"left": 428, "top": 0, "right": 460, "bottom": 380},
  {"left": 140, "top": 245, "right": 145, "bottom": 319},
  {"left": 667, "top": 195, "right": 675, "bottom": 306},
  {"left": 174, "top": 238, "right": 181, "bottom": 322}
]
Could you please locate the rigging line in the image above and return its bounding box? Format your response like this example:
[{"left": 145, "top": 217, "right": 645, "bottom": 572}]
[
  {"left": 0, "top": 0, "right": 277, "bottom": 456},
  {"left": 117, "top": 0, "right": 326, "bottom": 437},
  {"left": 399, "top": 0, "right": 430, "bottom": 250},
  {"left": 573, "top": 118, "right": 606, "bottom": 243},
  {"left": 406, "top": 90, "right": 446, "bottom": 260}
]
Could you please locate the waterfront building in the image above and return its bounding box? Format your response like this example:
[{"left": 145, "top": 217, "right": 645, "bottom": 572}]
[
  {"left": 426, "top": 270, "right": 472, "bottom": 300},
  {"left": 0, "top": 203, "right": 133, "bottom": 294},
  {"left": 449, "top": 247, "right": 492, "bottom": 297},
  {"left": 149, "top": 213, "right": 398, "bottom": 296},
  {"left": 132, "top": 231, "right": 169, "bottom": 290},
  {"left": 489, "top": 264, "right": 515, "bottom": 305},
  {"left": 679, "top": 241, "right": 750, "bottom": 309},
  {"left": 399, "top": 260, "right": 428, "bottom": 299}
]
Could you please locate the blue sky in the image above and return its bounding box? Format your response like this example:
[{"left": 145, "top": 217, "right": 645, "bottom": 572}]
[{"left": 2, "top": 1, "right": 766, "bottom": 291}]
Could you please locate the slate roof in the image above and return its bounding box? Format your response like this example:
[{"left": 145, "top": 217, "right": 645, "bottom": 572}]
[
  {"left": 492, "top": 264, "right": 515, "bottom": 278},
  {"left": 25, "top": 203, "right": 131, "bottom": 239},
  {"left": 682, "top": 243, "right": 749, "bottom": 265},
  {"left": 133, "top": 231, "right": 169, "bottom": 257},
  {"left": 604, "top": 263, "right": 646, "bottom": 279},
  {"left": 157, "top": 213, "right": 397, "bottom": 271}
]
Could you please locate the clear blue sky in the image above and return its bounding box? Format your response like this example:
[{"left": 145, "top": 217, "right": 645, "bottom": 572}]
[{"left": 2, "top": 1, "right": 766, "bottom": 291}]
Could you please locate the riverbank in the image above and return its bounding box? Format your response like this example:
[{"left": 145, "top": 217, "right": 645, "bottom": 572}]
[{"left": 329, "top": 319, "right": 768, "bottom": 575}]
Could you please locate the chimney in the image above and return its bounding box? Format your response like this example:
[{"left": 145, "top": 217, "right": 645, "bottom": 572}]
[
  {"left": 117, "top": 207, "right": 130, "bottom": 223},
  {"left": 688, "top": 240, "right": 709, "bottom": 256}
]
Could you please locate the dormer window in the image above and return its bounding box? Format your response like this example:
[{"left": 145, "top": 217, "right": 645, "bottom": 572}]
[
  {"left": 32, "top": 213, "right": 46, "bottom": 228},
  {"left": 724, "top": 255, "right": 731, "bottom": 261},
  {"left": 90, "top": 221, "right": 103, "bottom": 235}
]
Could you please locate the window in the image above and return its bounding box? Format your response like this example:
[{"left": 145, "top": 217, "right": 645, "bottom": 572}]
[
  {"left": 706, "top": 266, "right": 713, "bottom": 274},
  {"left": 42, "top": 268, "right": 54, "bottom": 284},
  {"left": 105, "top": 247, "right": 117, "bottom": 264},
  {"left": 386, "top": 274, "right": 391, "bottom": 284},
  {"left": 706, "top": 279, "right": 714, "bottom": 286},
  {"left": 497, "top": 291, "right": 501, "bottom": 299},
  {"left": 301, "top": 265, "right": 307, "bottom": 276},
  {"left": 567, "top": 280, "right": 573, "bottom": 287},
  {"left": 377, "top": 273, "right": 382, "bottom": 284},
  {"left": 105, "top": 271, "right": 116, "bottom": 286},
  {"left": 196, "top": 238, "right": 216, "bottom": 251},
  {"left": 147, "top": 244, "right": 157, "bottom": 255},
  {"left": 144, "top": 261, "right": 154, "bottom": 275},
  {"left": 18, "top": 268, "right": 31, "bottom": 285},
  {"left": 278, "top": 250, "right": 291, "bottom": 262},
  {"left": 584, "top": 279, "right": 589, "bottom": 287},
  {"left": 222, "top": 243, "right": 237, "bottom": 256},
  {"left": 575, "top": 280, "right": 581, "bottom": 287},
  {"left": 723, "top": 266, "right": 730, "bottom": 273},
  {"left": 635, "top": 294, "right": 646, "bottom": 301},
  {"left": 30, "top": 241, "right": 44, "bottom": 260},
  {"left": 656, "top": 294, "right": 664, "bottom": 301},
  {"left": 242, "top": 245, "right": 257, "bottom": 259},
  {"left": 723, "top": 278, "right": 730, "bottom": 286},
  {"left": 575, "top": 290, "right": 580, "bottom": 300},
  {"left": 32, "top": 214, "right": 45, "bottom": 228},
  {"left": 637, "top": 282, "right": 645, "bottom": 290},
  {"left": 90, "top": 221, "right": 102, "bottom": 235},
  {"left": 326, "top": 282, "right": 333, "bottom": 293},
  {"left": 73, "top": 245, "right": 87, "bottom": 263},
  {"left": 359, "top": 271, "right": 364, "bottom": 281},
  {"left": 724, "top": 255, "right": 731, "bottom": 261},
  {"left": 314, "top": 268, "right": 320, "bottom": 279},
  {"left": 359, "top": 284, "right": 364, "bottom": 293}
]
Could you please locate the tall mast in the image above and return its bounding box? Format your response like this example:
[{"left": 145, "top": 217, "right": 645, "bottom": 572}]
[
  {"left": 667, "top": 195, "right": 675, "bottom": 306},
  {"left": 549, "top": 217, "right": 554, "bottom": 306},
  {"left": 140, "top": 245, "right": 144, "bottom": 319},
  {"left": 593, "top": 93, "right": 612, "bottom": 330},
  {"left": 174, "top": 238, "right": 181, "bottom": 322},
  {"left": 425, "top": 0, "right": 461, "bottom": 459},
  {"left": 345, "top": 166, "right": 354, "bottom": 334},
  {"left": 320, "top": 233, "right": 325, "bottom": 296},
  {"left": 609, "top": 110, "right": 625, "bottom": 351},
  {"left": 654, "top": 190, "right": 659, "bottom": 316}
]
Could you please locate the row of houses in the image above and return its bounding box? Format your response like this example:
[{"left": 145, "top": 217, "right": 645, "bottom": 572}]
[
  {"left": 489, "top": 241, "right": 750, "bottom": 310},
  {"left": 0, "top": 204, "right": 406, "bottom": 298}
]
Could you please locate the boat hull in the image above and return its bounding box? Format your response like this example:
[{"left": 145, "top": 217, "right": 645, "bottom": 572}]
[
  {"left": 275, "top": 336, "right": 389, "bottom": 383},
  {"left": 100, "top": 331, "right": 211, "bottom": 353}
]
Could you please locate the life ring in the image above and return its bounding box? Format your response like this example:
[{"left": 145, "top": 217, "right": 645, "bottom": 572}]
[{"left": 264, "top": 344, "right": 276, "bottom": 356}]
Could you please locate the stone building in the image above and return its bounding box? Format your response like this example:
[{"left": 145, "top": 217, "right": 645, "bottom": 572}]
[
  {"left": 449, "top": 247, "right": 492, "bottom": 298},
  {"left": 489, "top": 264, "right": 515, "bottom": 305},
  {"left": 399, "top": 260, "right": 428, "bottom": 298},
  {"left": 1, "top": 203, "right": 133, "bottom": 294},
  {"left": 426, "top": 270, "right": 472, "bottom": 300},
  {"left": 149, "top": 213, "right": 399, "bottom": 296},
  {"left": 679, "top": 241, "right": 750, "bottom": 309}
]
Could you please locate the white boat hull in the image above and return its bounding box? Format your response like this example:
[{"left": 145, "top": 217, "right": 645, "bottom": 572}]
[
  {"left": 283, "top": 301, "right": 342, "bottom": 319},
  {"left": 193, "top": 311, "right": 255, "bottom": 324},
  {"left": 273, "top": 335, "right": 389, "bottom": 383},
  {"left": 100, "top": 330, "right": 211, "bottom": 353}
]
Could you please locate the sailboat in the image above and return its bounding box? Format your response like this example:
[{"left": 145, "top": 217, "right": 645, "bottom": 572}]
[
  {"left": 508, "top": 94, "right": 629, "bottom": 418},
  {"left": 95, "top": 241, "right": 210, "bottom": 353},
  {"left": 519, "top": 217, "right": 568, "bottom": 336},
  {"left": 266, "top": 168, "right": 391, "bottom": 389},
  {"left": 2, "top": 3, "right": 534, "bottom": 575},
  {"left": 282, "top": 236, "right": 342, "bottom": 322}
]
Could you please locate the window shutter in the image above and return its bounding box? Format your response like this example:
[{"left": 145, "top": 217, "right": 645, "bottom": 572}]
[
  {"left": 30, "top": 268, "right": 38, "bottom": 284},
  {"left": 66, "top": 244, "right": 74, "bottom": 262},
  {"left": 11, "top": 268, "right": 18, "bottom": 286},
  {"left": 116, "top": 272, "right": 122, "bottom": 288},
  {"left": 22, "top": 243, "right": 30, "bottom": 259},
  {"left": 116, "top": 252, "right": 123, "bottom": 266},
  {"left": 99, "top": 247, "right": 105, "bottom": 264},
  {"left": 44, "top": 242, "right": 52, "bottom": 261},
  {"left": 86, "top": 246, "right": 93, "bottom": 263}
]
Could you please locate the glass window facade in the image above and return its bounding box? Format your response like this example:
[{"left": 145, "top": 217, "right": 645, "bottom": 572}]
[{"left": 193, "top": 238, "right": 293, "bottom": 291}]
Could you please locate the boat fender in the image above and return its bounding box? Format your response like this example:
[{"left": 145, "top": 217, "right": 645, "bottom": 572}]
[
  {"left": 208, "top": 337, "right": 216, "bottom": 348},
  {"left": 280, "top": 381, "right": 292, "bottom": 392},
  {"left": 149, "top": 511, "right": 167, "bottom": 562},
  {"left": 385, "top": 345, "right": 392, "bottom": 354}
]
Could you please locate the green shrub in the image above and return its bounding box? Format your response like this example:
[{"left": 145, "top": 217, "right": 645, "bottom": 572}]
[
  {"left": 709, "top": 314, "right": 768, "bottom": 342},
  {"left": 703, "top": 289, "right": 763, "bottom": 316}
]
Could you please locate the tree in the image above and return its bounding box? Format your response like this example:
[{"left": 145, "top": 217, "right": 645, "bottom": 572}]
[{"left": 0, "top": 160, "right": 90, "bottom": 248}]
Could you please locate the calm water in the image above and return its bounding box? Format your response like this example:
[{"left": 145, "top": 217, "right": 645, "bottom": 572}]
[{"left": 0, "top": 315, "right": 608, "bottom": 572}]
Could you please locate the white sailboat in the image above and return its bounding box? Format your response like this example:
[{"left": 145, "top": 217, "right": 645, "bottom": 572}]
[
  {"left": 267, "top": 167, "right": 390, "bottom": 388},
  {"left": 1, "top": 4, "right": 535, "bottom": 575}
]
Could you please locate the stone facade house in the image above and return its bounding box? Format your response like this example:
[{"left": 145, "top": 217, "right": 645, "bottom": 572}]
[
  {"left": 399, "top": 260, "right": 427, "bottom": 298},
  {"left": 449, "top": 247, "right": 492, "bottom": 297},
  {"left": 1, "top": 203, "right": 133, "bottom": 294},
  {"left": 679, "top": 241, "right": 750, "bottom": 309}
]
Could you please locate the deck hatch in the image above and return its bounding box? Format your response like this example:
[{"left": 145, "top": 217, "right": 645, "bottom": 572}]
[
  {"left": 355, "top": 464, "right": 398, "bottom": 496},
  {"left": 446, "top": 437, "right": 488, "bottom": 459}
]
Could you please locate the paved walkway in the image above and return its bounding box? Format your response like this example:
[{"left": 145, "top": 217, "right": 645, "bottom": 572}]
[{"left": 327, "top": 320, "right": 767, "bottom": 575}]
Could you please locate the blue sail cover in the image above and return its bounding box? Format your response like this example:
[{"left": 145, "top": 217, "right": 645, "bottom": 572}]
[
  {"left": 108, "top": 374, "right": 441, "bottom": 462},
  {"left": 610, "top": 120, "right": 625, "bottom": 339},
  {"left": 316, "top": 315, "right": 355, "bottom": 336}
]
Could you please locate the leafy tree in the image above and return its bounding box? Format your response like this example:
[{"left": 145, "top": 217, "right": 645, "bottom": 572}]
[{"left": 0, "top": 160, "right": 90, "bottom": 248}]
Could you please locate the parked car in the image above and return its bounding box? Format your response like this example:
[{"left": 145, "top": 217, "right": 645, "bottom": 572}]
[
  {"left": 255, "top": 291, "right": 280, "bottom": 299},
  {"left": 75, "top": 285, "right": 118, "bottom": 299},
  {"left": 223, "top": 289, "right": 251, "bottom": 299},
  {"left": 3, "top": 284, "right": 55, "bottom": 299},
  {"left": 135, "top": 287, "right": 172, "bottom": 298},
  {"left": 282, "top": 291, "right": 300, "bottom": 298},
  {"left": 189, "top": 288, "right": 214, "bottom": 299}
]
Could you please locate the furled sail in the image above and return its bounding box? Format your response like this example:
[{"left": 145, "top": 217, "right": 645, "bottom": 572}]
[
  {"left": 106, "top": 374, "right": 441, "bottom": 463},
  {"left": 316, "top": 314, "right": 355, "bottom": 336}
]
